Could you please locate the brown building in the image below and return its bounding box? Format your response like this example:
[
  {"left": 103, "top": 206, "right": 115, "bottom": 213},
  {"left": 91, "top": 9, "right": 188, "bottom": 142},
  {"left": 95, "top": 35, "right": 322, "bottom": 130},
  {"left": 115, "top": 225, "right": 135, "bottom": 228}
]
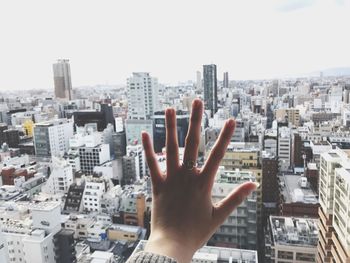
[
  {"left": 1, "top": 167, "right": 35, "bottom": 185},
  {"left": 262, "top": 153, "right": 279, "bottom": 221}
]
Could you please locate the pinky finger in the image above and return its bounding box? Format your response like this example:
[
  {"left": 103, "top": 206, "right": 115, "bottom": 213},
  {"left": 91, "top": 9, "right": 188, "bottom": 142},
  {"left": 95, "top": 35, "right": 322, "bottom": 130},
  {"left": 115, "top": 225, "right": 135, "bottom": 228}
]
[{"left": 142, "top": 132, "right": 164, "bottom": 194}]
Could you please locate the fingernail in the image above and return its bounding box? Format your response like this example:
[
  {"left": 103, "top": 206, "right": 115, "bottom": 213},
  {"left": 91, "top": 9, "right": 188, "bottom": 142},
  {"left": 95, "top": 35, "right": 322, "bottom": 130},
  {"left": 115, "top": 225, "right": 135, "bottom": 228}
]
[{"left": 254, "top": 182, "right": 260, "bottom": 189}]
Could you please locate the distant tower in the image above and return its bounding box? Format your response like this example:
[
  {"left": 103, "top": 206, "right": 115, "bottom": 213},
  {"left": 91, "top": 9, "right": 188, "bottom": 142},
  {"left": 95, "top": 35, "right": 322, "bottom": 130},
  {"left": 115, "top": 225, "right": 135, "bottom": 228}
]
[
  {"left": 203, "top": 64, "right": 218, "bottom": 117},
  {"left": 223, "top": 72, "right": 229, "bottom": 89},
  {"left": 53, "top": 59, "right": 72, "bottom": 100},
  {"left": 196, "top": 71, "right": 202, "bottom": 90}
]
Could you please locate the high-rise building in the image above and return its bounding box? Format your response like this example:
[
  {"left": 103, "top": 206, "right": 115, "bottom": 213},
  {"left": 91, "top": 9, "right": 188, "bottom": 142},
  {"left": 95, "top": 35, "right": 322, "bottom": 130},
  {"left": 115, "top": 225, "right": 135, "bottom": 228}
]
[
  {"left": 317, "top": 148, "right": 350, "bottom": 262},
  {"left": 33, "top": 119, "right": 74, "bottom": 157},
  {"left": 127, "top": 72, "right": 158, "bottom": 120},
  {"left": 278, "top": 126, "right": 291, "bottom": 171},
  {"left": 223, "top": 71, "right": 229, "bottom": 89},
  {"left": 53, "top": 59, "right": 72, "bottom": 100},
  {"left": 203, "top": 64, "right": 218, "bottom": 117}
]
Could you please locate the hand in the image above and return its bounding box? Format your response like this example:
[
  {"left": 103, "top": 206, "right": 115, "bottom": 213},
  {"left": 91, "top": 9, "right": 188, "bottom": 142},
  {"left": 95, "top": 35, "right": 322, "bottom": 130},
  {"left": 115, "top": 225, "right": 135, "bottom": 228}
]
[{"left": 142, "top": 99, "right": 257, "bottom": 263}]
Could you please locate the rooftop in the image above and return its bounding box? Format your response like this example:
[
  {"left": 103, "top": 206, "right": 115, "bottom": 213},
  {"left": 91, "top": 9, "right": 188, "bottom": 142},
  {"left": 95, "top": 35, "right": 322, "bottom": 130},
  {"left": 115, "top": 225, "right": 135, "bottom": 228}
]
[
  {"left": 279, "top": 174, "right": 318, "bottom": 204},
  {"left": 269, "top": 216, "right": 318, "bottom": 247}
]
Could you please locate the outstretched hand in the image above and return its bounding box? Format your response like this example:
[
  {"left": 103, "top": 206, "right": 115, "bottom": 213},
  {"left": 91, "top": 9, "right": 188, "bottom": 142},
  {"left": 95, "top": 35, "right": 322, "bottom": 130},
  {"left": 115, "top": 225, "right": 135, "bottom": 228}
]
[{"left": 142, "top": 99, "right": 257, "bottom": 263}]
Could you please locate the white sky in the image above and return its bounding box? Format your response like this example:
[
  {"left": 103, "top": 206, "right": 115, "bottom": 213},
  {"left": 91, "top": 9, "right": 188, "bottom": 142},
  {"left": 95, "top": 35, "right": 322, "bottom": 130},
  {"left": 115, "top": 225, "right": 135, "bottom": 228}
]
[{"left": 0, "top": 0, "right": 350, "bottom": 90}]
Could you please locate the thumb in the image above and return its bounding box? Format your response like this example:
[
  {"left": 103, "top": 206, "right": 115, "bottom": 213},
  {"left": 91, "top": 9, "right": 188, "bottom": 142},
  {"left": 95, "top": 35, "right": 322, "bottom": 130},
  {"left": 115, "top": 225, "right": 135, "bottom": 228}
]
[{"left": 212, "top": 182, "right": 258, "bottom": 226}]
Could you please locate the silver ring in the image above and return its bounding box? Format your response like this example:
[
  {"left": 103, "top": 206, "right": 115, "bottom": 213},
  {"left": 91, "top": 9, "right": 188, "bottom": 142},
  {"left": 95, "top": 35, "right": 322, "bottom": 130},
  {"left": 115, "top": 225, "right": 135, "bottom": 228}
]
[{"left": 183, "top": 160, "right": 197, "bottom": 170}]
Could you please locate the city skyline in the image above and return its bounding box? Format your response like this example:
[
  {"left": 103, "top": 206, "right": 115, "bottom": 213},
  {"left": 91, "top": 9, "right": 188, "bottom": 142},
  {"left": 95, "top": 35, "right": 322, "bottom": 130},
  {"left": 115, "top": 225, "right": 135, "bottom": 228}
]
[{"left": 1, "top": 0, "right": 350, "bottom": 90}]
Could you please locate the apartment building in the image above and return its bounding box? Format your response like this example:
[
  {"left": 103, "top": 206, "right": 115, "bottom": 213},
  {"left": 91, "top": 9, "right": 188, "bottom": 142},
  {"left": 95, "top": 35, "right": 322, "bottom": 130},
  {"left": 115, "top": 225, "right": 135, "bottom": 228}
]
[{"left": 317, "top": 148, "right": 350, "bottom": 262}]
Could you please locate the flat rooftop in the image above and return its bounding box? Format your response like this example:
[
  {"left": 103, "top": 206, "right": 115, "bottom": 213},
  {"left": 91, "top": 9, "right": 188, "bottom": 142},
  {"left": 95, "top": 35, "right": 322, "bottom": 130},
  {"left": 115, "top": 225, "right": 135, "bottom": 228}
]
[
  {"left": 279, "top": 174, "right": 318, "bottom": 204},
  {"left": 269, "top": 216, "right": 318, "bottom": 247}
]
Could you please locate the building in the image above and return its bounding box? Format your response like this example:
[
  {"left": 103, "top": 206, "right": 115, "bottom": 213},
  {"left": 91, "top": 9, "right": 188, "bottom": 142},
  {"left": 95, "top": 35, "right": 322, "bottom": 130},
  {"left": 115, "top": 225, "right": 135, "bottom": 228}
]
[
  {"left": 275, "top": 108, "right": 300, "bottom": 127},
  {"left": 53, "top": 59, "right": 72, "bottom": 100},
  {"left": 222, "top": 72, "right": 229, "bottom": 89},
  {"left": 279, "top": 173, "right": 319, "bottom": 218},
  {"left": 82, "top": 176, "right": 110, "bottom": 213},
  {"left": 132, "top": 240, "right": 258, "bottom": 263},
  {"left": 262, "top": 152, "right": 279, "bottom": 223},
  {"left": 73, "top": 103, "right": 115, "bottom": 132},
  {"left": 64, "top": 182, "right": 85, "bottom": 213},
  {"left": 1, "top": 166, "right": 35, "bottom": 185},
  {"left": 152, "top": 110, "right": 189, "bottom": 152},
  {"left": 209, "top": 169, "right": 257, "bottom": 250},
  {"left": 43, "top": 156, "right": 74, "bottom": 194},
  {"left": 127, "top": 72, "right": 158, "bottom": 120},
  {"left": 317, "top": 148, "right": 350, "bottom": 262},
  {"left": 265, "top": 216, "right": 318, "bottom": 263},
  {"left": 196, "top": 70, "right": 202, "bottom": 90},
  {"left": 3, "top": 129, "right": 20, "bottom": 148},
  {"left": 206, "top": 142, "right": 263, "bottom": 221},
  {"left": 122, "top": 145, "right": 146, "bottom": 185},
  {"left": 79, "top": 143, "right": 110, "bottom": 175},
  {"left": 53, "top": 229, "right": 76, "bottom": 263},
  {"left": 125, "top": 119, "right": 153, "bottom": 146},
  {"left": 33, "top": 119, "right": 74, "bottom": 157},
  {"left": 278, "top": 126, "right": 291, "bottom": 171},
  {"left": 203, "top": 64, "right": 218, "bottom": 117},
  {"left": 1, "top": 202, "right": 61, "bottom": 263}
]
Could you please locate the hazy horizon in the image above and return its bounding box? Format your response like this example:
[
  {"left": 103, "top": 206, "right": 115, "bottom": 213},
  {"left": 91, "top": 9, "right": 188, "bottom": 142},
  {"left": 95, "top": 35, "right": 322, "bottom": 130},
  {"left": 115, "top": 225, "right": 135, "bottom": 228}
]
[{"left": 1, "top": 0, "right": 350, "bottom": 90}]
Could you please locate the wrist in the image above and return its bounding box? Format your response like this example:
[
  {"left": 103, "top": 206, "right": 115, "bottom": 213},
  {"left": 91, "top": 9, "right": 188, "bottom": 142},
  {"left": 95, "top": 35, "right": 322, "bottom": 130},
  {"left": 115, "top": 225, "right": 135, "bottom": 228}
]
[{"left": 145, "top": 231, "right": 196, "bottom": 263}]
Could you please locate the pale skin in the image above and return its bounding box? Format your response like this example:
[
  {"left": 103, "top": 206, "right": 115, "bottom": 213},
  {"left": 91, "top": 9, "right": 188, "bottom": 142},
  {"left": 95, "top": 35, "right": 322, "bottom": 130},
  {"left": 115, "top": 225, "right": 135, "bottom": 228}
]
[{"left": 142, "top": 99, "right": 257, "bottom": 263}]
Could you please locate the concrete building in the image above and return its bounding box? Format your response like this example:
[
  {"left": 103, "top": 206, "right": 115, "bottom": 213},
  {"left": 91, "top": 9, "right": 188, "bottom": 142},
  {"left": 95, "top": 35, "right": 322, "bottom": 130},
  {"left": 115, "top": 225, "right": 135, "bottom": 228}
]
[
  {"left": 82, "top": 176, "right": 110, "bottom": 213},
  {"left": 1, "top": 202, "right": 61, "bottom": 263},
  {"left": 127, "top": 72, "right": 158, "bottom": 120},
  {"left": 278, "top": 126, "right": 291, "bottom": 171},
  {"left": 42, "top": 156, "right": 73, "bottom": 194},
  {"left": 265, "top": 216, "right": 318, "bottom": 263},
  {"left": 78, "top": 134, "right": 110, "bottom": 174},
  {"left": 317, "top": 148, "right": 350, "bottom": 262},
  {"left": 33, "top": 119, "right": 74, "bottom": 157},
  {"left": 278, "top": 173, "right": 319, "bottom": 218},
  {"left": 203, "top": 64, "right": 218, "bottom": 117},
  {"left": 209, "top": 169, "right": 257, "bottom": 250},
  {"left": 53, "top": 59, "right": 72, "bottom": 100}
]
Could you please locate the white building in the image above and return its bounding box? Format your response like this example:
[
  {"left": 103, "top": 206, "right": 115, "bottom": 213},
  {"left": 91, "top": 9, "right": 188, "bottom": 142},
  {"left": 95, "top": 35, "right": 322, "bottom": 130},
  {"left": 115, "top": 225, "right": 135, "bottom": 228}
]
[
  {"left": 1, "top": 202, "right": 61, "bottom": 263},
  {"left": 82, "top": 176, "right": 110, "bottom": 213},
  {"left": 42, "top": 156, "right": 74, "bottom": 194},
  {"left": 33, "top": 119, "right": 74, "bottom": 157},
  {"left": 127, "top": 72, "right": 158, "bottom": 120},
  {"left": 278, "top": 126, "right": 291, "bottom": 171}
]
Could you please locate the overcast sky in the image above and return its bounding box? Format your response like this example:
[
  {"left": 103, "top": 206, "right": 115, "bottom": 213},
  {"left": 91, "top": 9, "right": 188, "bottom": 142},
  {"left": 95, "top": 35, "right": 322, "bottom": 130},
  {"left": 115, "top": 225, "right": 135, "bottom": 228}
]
[{"left": 0, "top": 0, "right": 350, "bottom": 90}]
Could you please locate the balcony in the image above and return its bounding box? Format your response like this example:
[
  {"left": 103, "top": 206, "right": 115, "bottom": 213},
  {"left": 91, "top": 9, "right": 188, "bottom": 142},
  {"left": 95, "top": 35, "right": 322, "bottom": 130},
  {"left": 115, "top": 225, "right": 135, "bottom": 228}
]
[
  {"left": 319, "top": 207, "right": 332, "bottom": 226},
  {"left": 331, "top": 232, "right": 350, "bottom": 263}
]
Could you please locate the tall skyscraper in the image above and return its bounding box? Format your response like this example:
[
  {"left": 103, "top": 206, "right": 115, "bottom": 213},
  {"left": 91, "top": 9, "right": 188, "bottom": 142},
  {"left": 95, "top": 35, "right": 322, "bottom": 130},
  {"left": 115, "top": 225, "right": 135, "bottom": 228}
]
[
  {"left": 223, "top": 71, "right": 229, "bottom": 89},
  {"left": 53, "top": 59, "right": 72, "bottom": 100},
  {"left": 203, "top": 64, "right": 218, "bottom": 117},
  {"left": 127, "top": 72, "right": 158, "bottom": 120}
]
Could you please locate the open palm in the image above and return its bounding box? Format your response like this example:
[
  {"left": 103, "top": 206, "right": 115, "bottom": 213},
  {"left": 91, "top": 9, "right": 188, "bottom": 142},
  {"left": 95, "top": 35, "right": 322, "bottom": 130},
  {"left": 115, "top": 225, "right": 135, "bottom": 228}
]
[{"left": 142, "top": 99, "right": 257, "bottom": 262}]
